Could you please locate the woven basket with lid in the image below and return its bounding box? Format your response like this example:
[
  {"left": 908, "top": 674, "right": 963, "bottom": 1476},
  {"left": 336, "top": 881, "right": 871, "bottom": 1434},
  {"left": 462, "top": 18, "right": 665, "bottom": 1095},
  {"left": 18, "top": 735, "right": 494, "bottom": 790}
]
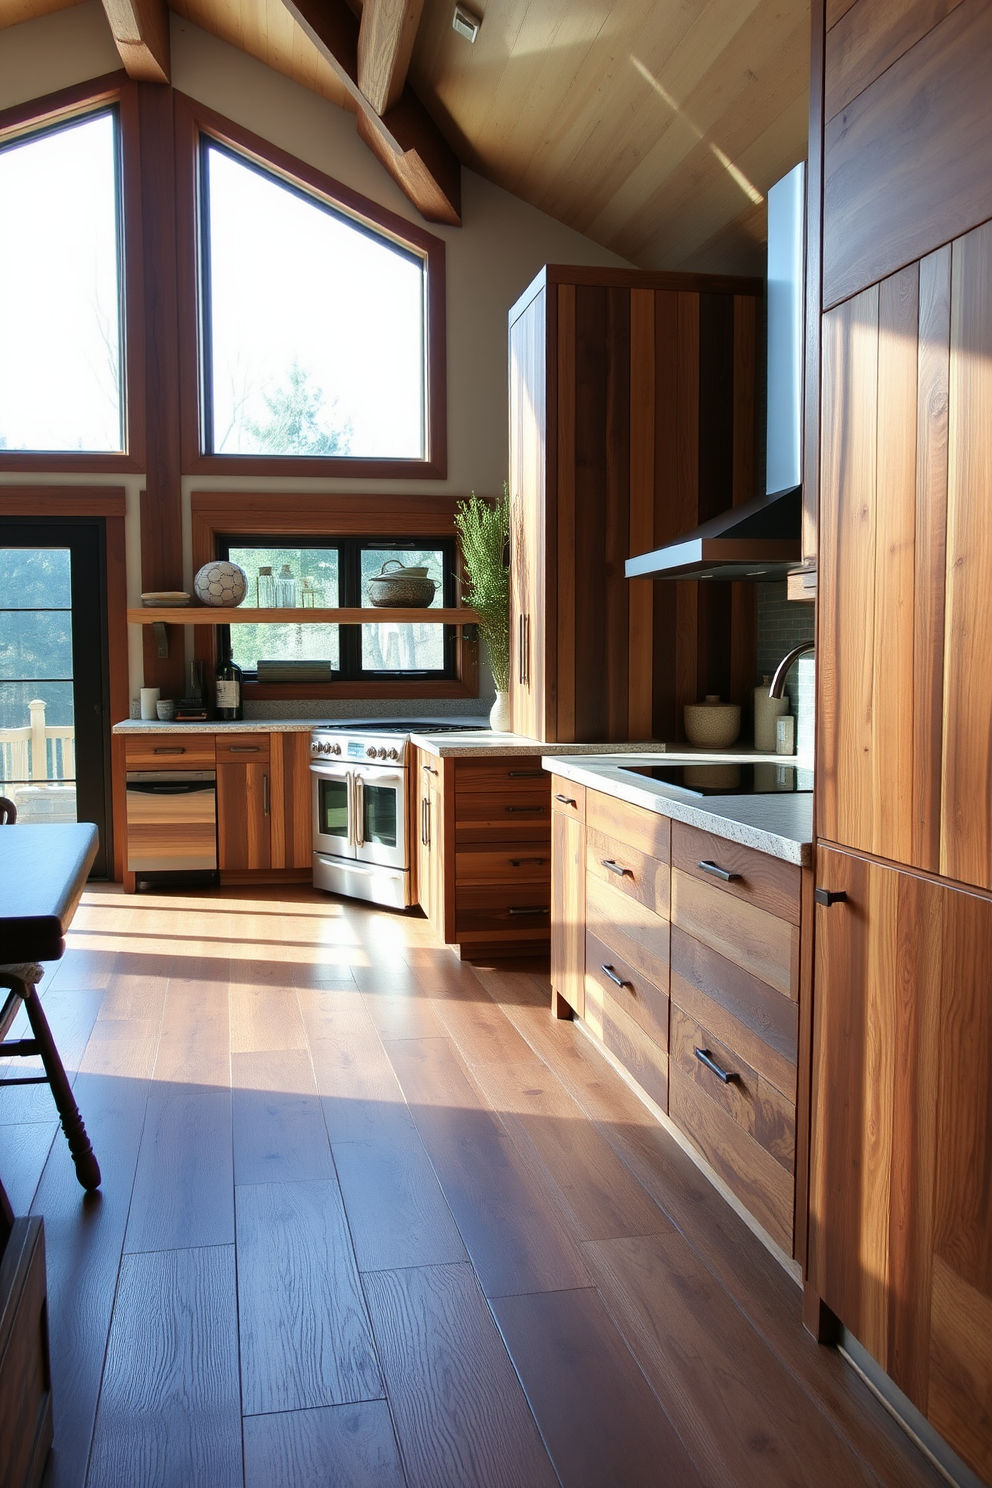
[{"left": 366, "top": 560, "right": 438, "bottom": 608}]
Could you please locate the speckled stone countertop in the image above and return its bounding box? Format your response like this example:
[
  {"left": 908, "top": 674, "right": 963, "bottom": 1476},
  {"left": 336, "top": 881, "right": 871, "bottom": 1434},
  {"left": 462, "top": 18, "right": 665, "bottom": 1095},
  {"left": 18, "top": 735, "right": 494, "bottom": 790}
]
[{"left": 544, "top": 752, "right": 813, "bottom": 866}]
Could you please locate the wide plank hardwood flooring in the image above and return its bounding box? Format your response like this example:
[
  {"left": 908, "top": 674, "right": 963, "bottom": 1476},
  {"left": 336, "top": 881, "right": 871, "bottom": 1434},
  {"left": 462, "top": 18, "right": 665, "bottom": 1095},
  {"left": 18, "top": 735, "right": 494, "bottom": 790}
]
[{"left": 1, "top": 883, "right": 948, "bottom": 1488}]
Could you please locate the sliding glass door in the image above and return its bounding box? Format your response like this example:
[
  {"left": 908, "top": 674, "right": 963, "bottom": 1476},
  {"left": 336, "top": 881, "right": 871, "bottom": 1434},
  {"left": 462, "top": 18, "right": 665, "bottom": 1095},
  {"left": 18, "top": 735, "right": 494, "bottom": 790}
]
[{"left": 0, "top": 519, "right": 112, "bottom": 876}]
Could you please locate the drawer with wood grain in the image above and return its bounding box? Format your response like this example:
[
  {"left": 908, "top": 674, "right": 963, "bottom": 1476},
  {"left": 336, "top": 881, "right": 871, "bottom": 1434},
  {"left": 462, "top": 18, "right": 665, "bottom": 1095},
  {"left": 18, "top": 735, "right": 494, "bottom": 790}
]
[
  {"left": 584, "top": 871, "right": 670, "bottom": 991},
  {"left": 584, "top": 971, "right": 668, "bottom": 1113},
  {"left": 454, "top": 759, "right": 548, "bottom": 794},
  {"left": 454, "top": 846, "right": 551, "bottom": 885},
  {"left": 668, "top": 1004, "right": 795, "bottom": 1253},
  {"left": 586, "top": 826, "right": 669, "bottom": 917},
  {"left": 550, "top": 775, "right": 585, "bottom": 819},
  {"left": 585, "top": 929, "right": 668, "bottom": 1049},
  {"left": 454, "top": 793, "right": 552, "bottom": 843},
  {"left": 671, "top": 822, "right": 800, "bottom": 924},
  {"left": 586, "top": 790, "right": 669, "bottom": 862},
  {"left": 454, "top": 880, "right": 552, "bottom": 934},
  {"left": 123, "top": 733, "right": 216, "bottom": 768},
  {"left": 671, "top": 868, "right": 799, "bottom": 1001},
  {"left": 214, "top": 734, "right": 270, "bottom": 762}
]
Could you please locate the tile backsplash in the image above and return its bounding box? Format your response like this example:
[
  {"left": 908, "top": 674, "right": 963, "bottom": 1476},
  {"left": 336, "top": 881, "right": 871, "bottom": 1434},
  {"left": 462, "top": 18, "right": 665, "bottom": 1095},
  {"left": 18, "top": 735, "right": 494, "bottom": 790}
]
[{"left": 755, "top": 582, "right": 815, "bottom": 756}]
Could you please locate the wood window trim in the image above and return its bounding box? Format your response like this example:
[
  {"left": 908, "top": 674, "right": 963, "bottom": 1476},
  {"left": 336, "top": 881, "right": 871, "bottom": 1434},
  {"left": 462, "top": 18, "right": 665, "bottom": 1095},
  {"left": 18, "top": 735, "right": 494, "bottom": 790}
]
[
  {"left": 173, "top": 93, "right": 447, "bottom": 481},
  {"left": 0, "top": 486, "right": 129, "bottom": 878},
  {"left": 190, "top": 491, "right": 477, "bottom": 700},
  {"left": 0, "top": 75, "right": 147, "bottom": 476}
]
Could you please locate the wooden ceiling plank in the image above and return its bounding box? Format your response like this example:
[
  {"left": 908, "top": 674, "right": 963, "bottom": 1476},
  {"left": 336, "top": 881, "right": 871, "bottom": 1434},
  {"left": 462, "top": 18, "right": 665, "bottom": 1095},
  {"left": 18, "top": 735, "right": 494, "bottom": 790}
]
[
  {"left": 281, "top": 0, "right": 461, "bottom": 222},
  {"left": 358, "top": 0, "right": 426, "bottom": 115},
  {"left": 100, "top": 0, "right": 171, "bottom": 82}
]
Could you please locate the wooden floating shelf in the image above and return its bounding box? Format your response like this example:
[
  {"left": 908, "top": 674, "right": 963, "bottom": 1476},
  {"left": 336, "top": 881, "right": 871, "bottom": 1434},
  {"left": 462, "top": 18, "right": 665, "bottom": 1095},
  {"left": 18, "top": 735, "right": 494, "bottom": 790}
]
[{"left": 127, "top": 607, "right": 479, "bottom": 625}]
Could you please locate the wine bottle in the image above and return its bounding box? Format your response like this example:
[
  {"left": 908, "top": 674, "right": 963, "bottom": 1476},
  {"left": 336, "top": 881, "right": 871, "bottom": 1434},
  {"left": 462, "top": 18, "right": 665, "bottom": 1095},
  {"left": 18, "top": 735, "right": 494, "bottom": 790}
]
[{"left": 215, "top": 646, "right": 243, "bottom": 721}]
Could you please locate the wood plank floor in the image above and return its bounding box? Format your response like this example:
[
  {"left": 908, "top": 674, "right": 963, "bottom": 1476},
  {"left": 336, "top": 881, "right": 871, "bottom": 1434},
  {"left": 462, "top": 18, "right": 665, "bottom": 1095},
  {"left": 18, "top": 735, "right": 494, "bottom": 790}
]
[{"left": 0, "top": 883, "right": 948, "bottom": 1488}]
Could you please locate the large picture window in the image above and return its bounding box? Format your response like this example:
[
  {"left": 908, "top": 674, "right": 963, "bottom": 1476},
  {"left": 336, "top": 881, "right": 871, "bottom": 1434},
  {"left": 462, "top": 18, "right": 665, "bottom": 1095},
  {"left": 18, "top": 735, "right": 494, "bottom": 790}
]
[
  {"left": 217, "top": 536, "right": 457, "bottom": 682},
  {"left": 199, "top": 140, "right": 427, "bottom": 462},
  {"left": 0, "top": 108, "right": 124, "bottom": 452}
]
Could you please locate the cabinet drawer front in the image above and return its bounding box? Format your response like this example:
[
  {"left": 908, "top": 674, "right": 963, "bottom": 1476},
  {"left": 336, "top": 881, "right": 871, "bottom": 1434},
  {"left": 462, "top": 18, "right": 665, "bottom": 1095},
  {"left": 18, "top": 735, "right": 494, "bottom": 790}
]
[
  {"left": 455, "top": 881, "right": 551, "bottom": 933},
  {"left": 587, "top": 790, "right": 670, "bottom": 863},
  {"left": 586, "top": 827, "right": 670, "bottom": 917},
  {"left": 550, "top": 775, "right": 585, "bottom": 819},
  {"left": 215, "top": 735, "right": 270, "bottom": 761},
  {"left": 585, "top": 873, "right": 670, "bottom": 990},
  {"left": 671, "top": 869, "right": 798, "bottom": 999},
  {"left": 670, "top": 1005, "right": 794, "bottom": 1173},
  {"left": 455, "top": 848, "right": 551, "bottom": 885},
  {"left": 668, "top": 1064, "right": 794, "bottom": 1255},
  {"left": 670, "top": 928, "right": 798, "bottom": 1100},
  {"left": 455, "top": 759, "right": 548, "bottom": 793},
  {"left": 671, "top": 822, "right": 801, "bottom": 925},
  {"left": 584, "top": 973, "right": 668, "bottom": 1113},
  {"left": 586, "top": 930, "right": 668, "bottom": 1049},
  {"left": 124, "top": 733, "right": 216, "bottom": 767}
]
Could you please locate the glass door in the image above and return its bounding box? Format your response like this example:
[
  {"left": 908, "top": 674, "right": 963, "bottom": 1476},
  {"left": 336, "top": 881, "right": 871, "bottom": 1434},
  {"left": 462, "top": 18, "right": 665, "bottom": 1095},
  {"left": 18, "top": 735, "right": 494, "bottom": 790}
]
[
  {"left": 0, "top": 520, "right": 111, "bottom": 876},
  {"left": 312, "top": 765, "right": 354, "bottom": 858},
  {"left": 355, "top": 767, "right": 407, "bottom": 870}
]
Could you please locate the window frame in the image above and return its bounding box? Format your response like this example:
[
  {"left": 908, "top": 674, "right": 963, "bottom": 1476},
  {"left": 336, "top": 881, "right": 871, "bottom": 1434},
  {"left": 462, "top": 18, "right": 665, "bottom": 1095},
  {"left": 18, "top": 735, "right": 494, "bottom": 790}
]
[
  {"left": 0, "top": 74, "right": 145, "bottom": 474},
  {"left": 174, "top": 93, "right": 447, "bottom": 480},
  {"left": 216, "top": 533, "right": 459, "bottom": 682}
]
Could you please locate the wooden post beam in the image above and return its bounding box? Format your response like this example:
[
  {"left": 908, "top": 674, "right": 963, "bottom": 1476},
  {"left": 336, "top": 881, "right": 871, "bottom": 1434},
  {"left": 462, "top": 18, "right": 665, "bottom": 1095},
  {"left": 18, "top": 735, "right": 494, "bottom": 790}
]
[
  {"left": 282, "top": 0, "right": 460, "bottom": 225},
  {"left": 358, "top": 0, "right": 425, "bottom": 116},
  {"left": 100, "top": 0, "right": 170, "bottom": 84}
]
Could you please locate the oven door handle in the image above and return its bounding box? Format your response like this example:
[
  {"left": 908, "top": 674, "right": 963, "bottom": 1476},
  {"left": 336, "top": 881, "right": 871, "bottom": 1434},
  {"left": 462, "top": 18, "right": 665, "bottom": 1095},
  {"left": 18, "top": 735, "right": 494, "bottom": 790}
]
[{"left": 354, "top": 772, "right": 365, "bottom": 848}]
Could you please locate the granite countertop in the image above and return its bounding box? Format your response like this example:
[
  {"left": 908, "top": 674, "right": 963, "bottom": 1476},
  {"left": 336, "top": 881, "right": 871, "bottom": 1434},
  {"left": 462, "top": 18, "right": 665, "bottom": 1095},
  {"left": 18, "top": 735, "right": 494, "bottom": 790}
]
[
  {"left": 114, "top": 718, "right": 318, "bottom": 734},
  {"left": 544, "top": 752, "right": 813, "bottom": 866}
]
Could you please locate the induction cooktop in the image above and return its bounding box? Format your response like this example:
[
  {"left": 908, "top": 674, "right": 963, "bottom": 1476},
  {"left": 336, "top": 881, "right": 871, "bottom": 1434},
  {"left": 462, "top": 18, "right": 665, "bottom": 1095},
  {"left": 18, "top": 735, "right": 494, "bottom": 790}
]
[{"left": 620, "top": 762, "right": 813, "bottom": 796}]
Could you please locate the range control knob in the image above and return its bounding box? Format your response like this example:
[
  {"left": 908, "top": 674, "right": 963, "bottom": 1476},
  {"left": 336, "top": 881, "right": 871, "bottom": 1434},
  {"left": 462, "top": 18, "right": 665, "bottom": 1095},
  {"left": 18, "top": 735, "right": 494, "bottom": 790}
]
[
  {"left": 331, "top": 743, "right": 341, "bottom": 755},
  {"left": 366, "top": 745, "right": 376, "bottom": 758},
  {"left": 388, "top": 748, "right": 399, "bottom": 760}
]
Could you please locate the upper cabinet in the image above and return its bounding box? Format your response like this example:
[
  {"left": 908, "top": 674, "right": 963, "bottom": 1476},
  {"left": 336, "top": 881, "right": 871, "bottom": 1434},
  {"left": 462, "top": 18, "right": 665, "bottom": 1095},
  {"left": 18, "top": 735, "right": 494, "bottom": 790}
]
[{"left": 508, "top": 265, "right": 761, "bottom": 745}]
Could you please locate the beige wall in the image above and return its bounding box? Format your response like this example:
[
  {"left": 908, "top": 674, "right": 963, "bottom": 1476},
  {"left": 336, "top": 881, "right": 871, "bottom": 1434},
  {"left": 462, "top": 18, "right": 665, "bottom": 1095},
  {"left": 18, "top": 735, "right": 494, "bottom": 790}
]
[{"left": 0, "top": 4, "right": 630, "bottom": 703}]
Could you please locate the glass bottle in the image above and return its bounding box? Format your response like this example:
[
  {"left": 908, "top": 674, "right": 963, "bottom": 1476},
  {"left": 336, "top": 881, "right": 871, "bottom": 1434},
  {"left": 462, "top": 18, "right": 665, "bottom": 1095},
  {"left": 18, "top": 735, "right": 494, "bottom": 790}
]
[
  {"left": 257, "top": 566, "right": 275, "bottom": 608},
  {"left": 275, "top": 563, "right": 298, "bottom": 608},
  {"left": 215, "top": 644, "right": 243, "bottom": 721}
]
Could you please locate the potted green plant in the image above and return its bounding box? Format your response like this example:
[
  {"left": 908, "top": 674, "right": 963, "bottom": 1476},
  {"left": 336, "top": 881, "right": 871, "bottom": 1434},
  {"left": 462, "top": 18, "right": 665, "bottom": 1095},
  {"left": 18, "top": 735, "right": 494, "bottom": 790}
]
[{"left": 454, "top": 488, "right": 511, "bottom": 730}]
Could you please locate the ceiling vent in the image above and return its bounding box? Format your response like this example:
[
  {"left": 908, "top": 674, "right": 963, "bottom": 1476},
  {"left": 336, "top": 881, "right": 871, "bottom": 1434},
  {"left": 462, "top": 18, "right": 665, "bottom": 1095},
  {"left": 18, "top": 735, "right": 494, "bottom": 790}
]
[{"left": 452, "top": 4, "right": 482, "bottom": 42}]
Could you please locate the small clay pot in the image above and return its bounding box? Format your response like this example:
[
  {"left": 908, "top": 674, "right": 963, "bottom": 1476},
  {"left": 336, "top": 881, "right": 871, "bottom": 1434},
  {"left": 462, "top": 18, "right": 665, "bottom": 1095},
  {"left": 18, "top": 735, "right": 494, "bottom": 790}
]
[{"left": 683, "top": 695, "right": 741, "bottom": 748}]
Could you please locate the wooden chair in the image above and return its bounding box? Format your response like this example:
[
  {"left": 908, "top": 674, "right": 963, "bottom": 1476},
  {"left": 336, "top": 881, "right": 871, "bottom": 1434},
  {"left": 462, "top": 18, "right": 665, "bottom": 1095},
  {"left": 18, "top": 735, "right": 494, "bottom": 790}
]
[{"left": 0, "top": 806, "right": 100, "bottom": 1192}]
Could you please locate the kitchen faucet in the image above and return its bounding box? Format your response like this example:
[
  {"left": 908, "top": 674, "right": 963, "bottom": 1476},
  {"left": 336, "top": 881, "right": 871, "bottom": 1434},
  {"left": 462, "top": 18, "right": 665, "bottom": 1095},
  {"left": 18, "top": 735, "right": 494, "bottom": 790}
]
[{"left": 768, "top": 643, "right": 815, "bottom": 699}]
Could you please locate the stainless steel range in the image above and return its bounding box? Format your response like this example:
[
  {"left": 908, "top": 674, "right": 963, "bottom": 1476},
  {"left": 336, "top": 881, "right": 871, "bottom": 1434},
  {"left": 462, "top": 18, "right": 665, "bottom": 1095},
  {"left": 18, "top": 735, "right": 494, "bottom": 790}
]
[{"left": 310, "top": 719, "right": 487, "bottom": 909}]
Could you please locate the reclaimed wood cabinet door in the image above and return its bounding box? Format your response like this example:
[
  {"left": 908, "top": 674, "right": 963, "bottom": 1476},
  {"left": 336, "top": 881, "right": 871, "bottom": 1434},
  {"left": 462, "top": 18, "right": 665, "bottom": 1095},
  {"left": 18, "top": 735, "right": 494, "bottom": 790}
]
[
  {"left": 508, "top": 280, "right": 548, "bottom": 743},
  {"left": 550, "top": 798, "right": 584, "bottom": 1017},
  {"left": 809, "top": 845, "right": 992, "bottom": 1483},
  {"left": 217, "top": 761, "right": 271, "bottom": 871}
]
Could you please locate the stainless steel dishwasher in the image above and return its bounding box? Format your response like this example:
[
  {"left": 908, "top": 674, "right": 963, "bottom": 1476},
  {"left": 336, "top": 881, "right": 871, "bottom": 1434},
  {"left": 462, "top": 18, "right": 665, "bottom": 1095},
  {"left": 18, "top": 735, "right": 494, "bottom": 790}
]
[{"left": 125, "top": 770, "right": 218, "bottom": 885}]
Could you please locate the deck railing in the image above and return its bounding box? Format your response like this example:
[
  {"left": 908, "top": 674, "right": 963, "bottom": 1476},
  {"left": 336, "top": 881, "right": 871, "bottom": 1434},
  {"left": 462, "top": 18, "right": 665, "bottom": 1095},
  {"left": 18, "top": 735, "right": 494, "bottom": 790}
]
[{"left": 0, "top": 698, "right": 75, "bottom": 785}]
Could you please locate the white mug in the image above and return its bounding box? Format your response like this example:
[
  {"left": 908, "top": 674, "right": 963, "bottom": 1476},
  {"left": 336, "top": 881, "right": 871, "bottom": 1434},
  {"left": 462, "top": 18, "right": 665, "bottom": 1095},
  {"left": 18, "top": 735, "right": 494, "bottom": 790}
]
[{"left": 140, "top": 687, "right": 160, "bottom": 720}]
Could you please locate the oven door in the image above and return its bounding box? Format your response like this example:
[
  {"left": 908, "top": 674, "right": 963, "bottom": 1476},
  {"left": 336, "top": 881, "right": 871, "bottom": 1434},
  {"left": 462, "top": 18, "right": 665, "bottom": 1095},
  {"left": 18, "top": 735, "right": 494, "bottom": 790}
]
[
  {"left": 311, "top": 763, "right": 357, "bottom": 860},
  {"left": 354, "top": 764, "right": 408, "bottom": 872}
]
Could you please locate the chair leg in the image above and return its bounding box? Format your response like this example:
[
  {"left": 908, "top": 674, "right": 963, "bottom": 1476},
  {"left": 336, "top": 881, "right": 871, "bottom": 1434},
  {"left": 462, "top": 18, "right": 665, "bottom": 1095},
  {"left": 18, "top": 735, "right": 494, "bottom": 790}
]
[{"left": 19, "top": 985, "right": 101, "bottom": 1191}]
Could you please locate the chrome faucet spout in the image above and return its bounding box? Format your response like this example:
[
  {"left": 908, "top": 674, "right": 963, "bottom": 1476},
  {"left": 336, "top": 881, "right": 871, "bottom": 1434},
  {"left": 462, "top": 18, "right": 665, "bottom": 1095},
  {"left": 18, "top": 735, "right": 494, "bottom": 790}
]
[{"left": 768, "top": 643, "right": 815, "bottom": 699}]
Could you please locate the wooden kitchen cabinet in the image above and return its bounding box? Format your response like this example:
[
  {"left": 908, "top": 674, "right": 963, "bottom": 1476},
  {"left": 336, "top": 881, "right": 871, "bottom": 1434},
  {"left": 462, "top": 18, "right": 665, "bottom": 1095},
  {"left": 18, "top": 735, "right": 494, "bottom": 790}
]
[
  {"left": 550, "top": 776, "right": 585, "bottom": 1018},
  {"left": 809, "top": 845, "right": 992, "bottom": 1484},
  {"left": 508, "top": 264, "right": 761, "bottom": 744},
  {"left": 217, "top": 736, "right": 271, "bottom": 872}
]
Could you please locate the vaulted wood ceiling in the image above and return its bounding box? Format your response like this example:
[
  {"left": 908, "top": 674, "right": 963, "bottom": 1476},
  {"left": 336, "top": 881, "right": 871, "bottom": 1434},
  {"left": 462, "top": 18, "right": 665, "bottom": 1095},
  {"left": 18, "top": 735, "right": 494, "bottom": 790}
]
[{"left": 0, "top": 0, "right": 810, "bottom": 273}]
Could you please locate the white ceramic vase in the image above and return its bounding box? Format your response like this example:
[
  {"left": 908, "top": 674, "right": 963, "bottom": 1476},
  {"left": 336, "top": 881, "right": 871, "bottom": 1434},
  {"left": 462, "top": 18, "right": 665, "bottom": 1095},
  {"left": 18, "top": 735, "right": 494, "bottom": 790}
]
[{"left": 489, "top": 691, "right": 511, "bottom": 732}]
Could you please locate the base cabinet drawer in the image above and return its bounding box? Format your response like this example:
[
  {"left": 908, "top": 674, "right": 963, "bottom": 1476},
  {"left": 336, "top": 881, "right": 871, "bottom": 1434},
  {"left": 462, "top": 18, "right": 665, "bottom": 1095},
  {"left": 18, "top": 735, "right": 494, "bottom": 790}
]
[
  {"left": 124, "top": 734, "right": 216, "bottom": 768},
  {"left": 586, "top": 931, "right": 668, "bottom": 1049},
  {"left": 584, "top": 973, "right": 668, "bottom": 1113},
  {"left": 455, "top": 881, "right": 552, "bottom": 934}
]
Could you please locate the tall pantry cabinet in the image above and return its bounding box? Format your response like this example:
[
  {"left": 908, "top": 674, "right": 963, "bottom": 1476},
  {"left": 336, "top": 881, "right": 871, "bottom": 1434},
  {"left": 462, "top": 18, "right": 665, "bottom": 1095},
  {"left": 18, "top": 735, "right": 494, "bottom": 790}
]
[
  {"left": 508, "top": 265, "right": 762, "bottom": 744},
  {"left": 808, "top": 2, "right": 992, "bottom": 1481}
]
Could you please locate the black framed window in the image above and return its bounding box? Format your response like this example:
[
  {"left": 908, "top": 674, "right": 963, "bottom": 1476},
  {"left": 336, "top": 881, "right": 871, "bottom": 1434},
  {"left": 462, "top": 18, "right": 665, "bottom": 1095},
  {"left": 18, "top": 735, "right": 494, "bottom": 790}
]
[{"left": 217, "top": 536, "right": 457, "bottom": 682}]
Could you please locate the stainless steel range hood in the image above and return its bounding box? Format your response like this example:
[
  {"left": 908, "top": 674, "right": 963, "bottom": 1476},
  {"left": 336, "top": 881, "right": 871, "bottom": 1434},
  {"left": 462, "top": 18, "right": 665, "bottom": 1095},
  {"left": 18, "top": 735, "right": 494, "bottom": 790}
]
[{"left": 625, "top": 163, "right": 805, "bottom": 583}]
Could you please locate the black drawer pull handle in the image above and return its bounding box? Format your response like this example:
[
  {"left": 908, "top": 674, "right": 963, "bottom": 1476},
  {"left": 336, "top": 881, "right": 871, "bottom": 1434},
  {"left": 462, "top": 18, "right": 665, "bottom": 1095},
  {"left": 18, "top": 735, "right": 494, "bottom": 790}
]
[
  {"left": 152, "top": 746, "right": 185, "bottom": 754},
  {"left": 694, "top": 1047, "right": 737, "bottom": 1084},
  {"left": 601, "top": 963, "right": 632, "bottom": 990},
  {"left": 555, "top": 793, "right": 577, "bottom": 806},
  {"left": 509, "top": 770, "right": 544, "bottom": 778},
  {"left": 510, "top": 857, "right": 546, "bottom": 867},
  {"left": 229, "top": 745, "right": 260, "bottom": 752},
  {"left": 697, "top": 860, "right": 740, "bottom": 882},
  {"left": 814, "top": 888, "right": 847, "bottom": 907},
  {"left": 507, "top": 906, "right": 550, "bottom": 916},
  {"left": 422, "top": 763, "right": 439, "bottom": 775},
  {"left": 506, "top": 804, "right": 543, "bottom": 813},
  {"left": 601, "top": 859, "right": 633, "bottom": 878}
]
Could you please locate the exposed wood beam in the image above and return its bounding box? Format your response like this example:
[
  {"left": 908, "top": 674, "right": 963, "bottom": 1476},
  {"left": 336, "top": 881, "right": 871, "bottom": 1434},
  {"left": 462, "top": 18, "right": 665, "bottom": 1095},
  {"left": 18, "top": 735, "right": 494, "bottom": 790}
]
[
  {"left": 100, "top": 0, "right": 170, "bottom": 84},
  {"left": 282, "top": 0, "right": 460, "bottom": 225},
  {"left": 358, "top": 0, "right": 425, "bottom": 116}
]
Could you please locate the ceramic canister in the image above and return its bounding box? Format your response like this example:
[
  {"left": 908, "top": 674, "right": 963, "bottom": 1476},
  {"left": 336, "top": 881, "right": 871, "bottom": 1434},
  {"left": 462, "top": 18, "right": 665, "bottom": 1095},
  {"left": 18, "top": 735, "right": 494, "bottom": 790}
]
[{"left": 754, "top": 676, "right": 788, "bottom": 751}]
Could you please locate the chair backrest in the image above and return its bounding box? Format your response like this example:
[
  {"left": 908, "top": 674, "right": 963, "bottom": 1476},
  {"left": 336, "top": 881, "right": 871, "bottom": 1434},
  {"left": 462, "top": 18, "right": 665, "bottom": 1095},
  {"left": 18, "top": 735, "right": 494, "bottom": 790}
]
[{"left": 0, "top": 797, "right": 17, "bottom": 825}]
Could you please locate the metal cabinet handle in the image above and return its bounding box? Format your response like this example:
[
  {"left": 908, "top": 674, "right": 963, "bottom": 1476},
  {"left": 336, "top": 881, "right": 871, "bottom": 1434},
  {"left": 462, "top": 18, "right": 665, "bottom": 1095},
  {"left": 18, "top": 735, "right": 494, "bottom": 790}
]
[
  {"left": 518, "top": 614, "right": 530, "bottom": 684},
  {"left": 507, "top": 906, "right": 549, "bottom": 916},
  {"left": 814, "top": 888, "right": 847, "bottom": 907},
  {"left": 509, "top": 857, "right": 545, "bottom": 867},
  {"left": 422, "top": 763, "right": 439, "bottom": 775},
  {"left": 697, "top": 860, "right": 740, "bottom": 882},
  {"left": 230, "top": 745, "right": 260, "bottom": 753},
  {"left": 421, "top": 796, "right": 430, "bottom": 847},
  {"left": 694, "top": 1047, "right": 737, "bottom": 1084},
  {"left": 354, "top": 775, "right": 365, "bottom": 847},
  {"left": 153, "top": 746, "right": 185, "bottom": 754},
  {"left": 505, "top": 804, "right": 543, "bottom": 813},
  {"left": 508, "top": 770, "right": 544, "bottom": 778},
  {"left": 601, "top": 963, "right": 632, "bottom": 990},
  {"left": 262, "top": 773, "right": 269, "bottom": 816},
  {"left": 555, "top": 793, "right": 577, "bottom": 806},
  {"left": 601, "top": 859, "right": 633, "bottom": 878}
]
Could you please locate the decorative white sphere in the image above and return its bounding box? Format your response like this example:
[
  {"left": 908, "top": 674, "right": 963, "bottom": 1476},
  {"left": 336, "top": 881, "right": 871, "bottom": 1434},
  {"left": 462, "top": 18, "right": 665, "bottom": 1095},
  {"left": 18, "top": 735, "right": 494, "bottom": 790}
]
[{"left": 193, "top": 560, "right": 248, "bottom": 608}]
